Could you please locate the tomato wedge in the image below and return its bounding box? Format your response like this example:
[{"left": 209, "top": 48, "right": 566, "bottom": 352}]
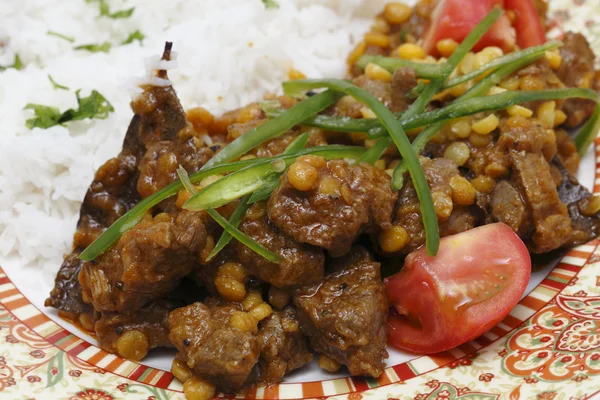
[
  {"left": 505, "top": 0, "right": 546, "bottom": 49},
  {"left": 385, "top": 223, "right": 531, "bottom": 354},
  {"left": 422, "top": 0, "right": 516, "bottom": 56}
]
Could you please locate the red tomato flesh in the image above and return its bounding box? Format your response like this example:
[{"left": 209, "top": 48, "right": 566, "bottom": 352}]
[
  {"left": 385, "top": 223, "right": 531, "bottom": 354},
  {"left": 505, "top": 0, "right": 546, "bottom": 49},
  {"left": 422, "top": 0, "right": 516, "bottom": 56}
]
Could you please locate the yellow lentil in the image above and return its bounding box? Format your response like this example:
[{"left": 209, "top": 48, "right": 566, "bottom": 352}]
[
  {"left": 360, "top": 106, "right": 377, "bottom": 119},
  {"left": 215, "top": 275, "right": 246, "bottom": 302},
  {"left": 249, "top": 303, "right": 273, "bottom": 322},
  {"left": 371, "top": 17, "right": 391, "bottom": 34},
  {"left": 432, "top": 192, "right": 453, "bottom": 220},
  {"left": 545, "top": 49, "right": 562, "bottom": 69},
  {"left": 268, "top": 286, "right": 291, "bottom": 309},
  {"left": 318, "top": 354, "right": 341, "bottom": 373},
  {"left": 288, "top": 68, "right": 306, "bottom": 80},
  {"left": 171, "top": 359, "right": 192, "bottom": 383},
  {"left": 379, "top": 225, "right": 410, "bottom": 253},
  {"left": 229, "top": 311, "right": 258, "bottom": 333},
  {"left": 242, "top": 290, "right": 264, "bottom": 311},
  {"left": 471, "top": 114, "right": 500, "bottom": 135},
  {"left": 507, "top": 105, "right": 533, "bottom": 118},
  {"left": 449, "top": 176, "right": 476, "bottom": 205},
  {"left": 471, "top": 175, "right": 495, "bottom": 193},
  {"left": 365, "top": 63, "right": 393, "bottom": 82},
  {"left": 347, "top": 41, "right": 366, "bottom": 65},
  {"left": 288, "top": 161, "right": 318, "bottom": 191},
  {"left": 443, "top": 142, "right": 471, "bottom": 166},
  {"left": 383, "top": 2, "right": 412, "bottom": 24},
  {"left": 397, "top": 43, "right": 426, "bottom": 60},
  {"left": 537, "top": 101, "right": 556, "bottom": 128},
  {"left": 449, "top": 118, "right": 472, "bottom": 139},
  {"left": 116, "top": 330, "right": 149, "bottom": 361},
  {"left": 364, "top": 32, "right": 390, "bottom": 48},
  {"left": 436, "top": 38, "right": 458, "bottom": 58},
  {"left": 218, "top": 262, "right": 246, "bottom": 282},
  {"left": 183, "top": 377, "right": 216, "bottom": 400}
]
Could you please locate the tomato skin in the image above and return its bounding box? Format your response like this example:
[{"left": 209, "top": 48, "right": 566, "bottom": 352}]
[
  {"left": 422, "top": 0, "right": 516, "bottom": 56},
  {"left": 385, "top": 223, "right": 531, "bottom": 354},
  {"left": 505, "top": 0, "right": 546, "bottom": 49}
]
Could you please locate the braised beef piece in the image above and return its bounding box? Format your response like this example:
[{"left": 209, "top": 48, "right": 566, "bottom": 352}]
[
  {"left": 294, "top": 246, "right": 388, "bottom": 378},
  {"left": 553, "top": 158, "right": 600, "bottom": 246},
  {"left": 255, "top": 307, "right": 313, "bottom": 385},
  {"left": 510, "top": 151, "right": 572, "bottom": 253},
  {"left": 95, "top": 300, "right": 175, "bottom": 361},
  {"left": 79, "top": 210, "right": 206, "bottom": 313},
  {"left": 235, "top": 212, "right": 325, "bottom": 288},
  {"left": 45, "top": 254, "right": 92, "bottom": 314},
  {"left": 555, "top": 129, "right": 580, "bottom": 175},
  {"left": 395, "top": 157, "right": 476, "bottom": 254},
  {"left": 490, "top": 180, "right": 529, "bottom": 235},
  {"left": 47, "top": 43, "right": 190, "bottom": 315},
  {"left": 555, "top": 32, "right": 597, "bottom": 127},
  {"left": 390, "top": 67, "right": 417, "bottom": 113},
  {"left": 268, "top": 160, "right": 397, "bottom": 257},
  {"left": 137, "top": 138, "right": 213, "bottom": 199},
  {"left": 168, "top": 299, "right": 261, "bottom": 392}
]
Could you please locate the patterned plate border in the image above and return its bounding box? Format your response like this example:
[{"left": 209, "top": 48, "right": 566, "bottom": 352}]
[{"left": 1, "top": 136, "right": 600, "bottom": 399}]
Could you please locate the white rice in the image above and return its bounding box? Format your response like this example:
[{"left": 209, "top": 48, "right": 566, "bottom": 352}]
[{"left": 0, "top": 0, "right": 390, "bottom": 278}]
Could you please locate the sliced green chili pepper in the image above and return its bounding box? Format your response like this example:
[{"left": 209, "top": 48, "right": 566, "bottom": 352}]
[
  {"left": 208, "top": 133, "right": 310, "bottom": 262},
  {"left": 355, "top": 55, "right": 447, "bottom": 79},
  {"left": 247, "top": 132, "right": 309, "bottom": 204},
  {"left": 184, "top": 145, "right": 365, "bottom": 211},
  {"left": 177, "top": 167, "right": 281, "bottom": 263}
]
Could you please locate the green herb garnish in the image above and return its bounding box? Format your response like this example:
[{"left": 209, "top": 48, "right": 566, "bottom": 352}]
[
  {"left": 0, "top": 54, "right": 23, "bottom": 72},
  {"left": 262, "top": 0, "right": 279, "bottom": 9},
  {"left": 47, "top": 31, "right": 75, "bottom": 43},
  {"left": 48, "top": 75, "right": 70, "bottom": 91},
  {"left": 122, "top": 30, "right": 145, "bottom": 45},
  {"left": 25, "top": 89, "right": 114, "bottom": 129},
  {"left": 75, "top": 42, "right": 112, "bottom": 53}
]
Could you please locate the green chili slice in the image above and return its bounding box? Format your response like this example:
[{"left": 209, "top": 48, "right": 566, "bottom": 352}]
[
  {"left": 177, "top": 167, "right": 281, "bottom": 263},
  {"left": 184, "top": 145, "right": 365, "bottom": 211},
  {"left": 247, "top": 132, "right": 309, "bottom": 204},
  {"left": 206, "top": 195, "right": 251, "bottom": 261},
  {"left": 206, "top": 209, "right": 282, "bottom": 263},
  {"left": 442, "top": 41, "right": 562, "bottom": 90},
  {"left": 355, "top": 55, "right": 447, "bottom": 79},
  {"left": 208, "top": 133, "right": 310, "bottom": 261}
]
